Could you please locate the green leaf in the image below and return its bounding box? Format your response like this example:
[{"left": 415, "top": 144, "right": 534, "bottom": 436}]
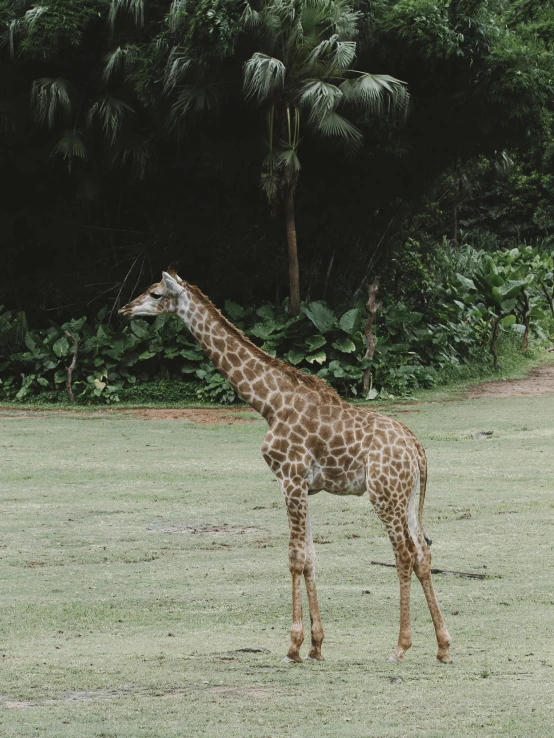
[
  {"left": 456, "top": 273, "right": 476, "bottom": 292},
  {"left": 332, "top": 338, "right": 356, "bottom": 353},
  {"left": 312, "top": 110, "right": 363, "bottom": 153},
  {"left": 180, "top": 348, "right": 202, "bottom": 361},
  {"left": 224, "top": 300, "right": 245, "bottom": 320},
  {"left": 299, "top": 80, "right": 342, "bottom": 121},
  {"left": 501, "top": 315, "right": 516, "bottom": 328},
  {"left": 37, "top": 378, "right": 49, "bottom": 387},
  {"left": 243, "top": 53, "right": 285, "bottom": 105},
  {"left": 500, "top": 299, "right": 516, "bottom": 313},
  {"left": 341, "top": 74, "right": 409, "bottom": 122},
  {"left": 303, "top": 302, "right": 337, "bottom": 333},
  {"left": 306, "top": 350, "right": 327, "bottom": 365},
  {"left": 498, "top": 280, "right": 526, "bottom": 300},
  {"left": 339, "top": 308, "right": 362, "bottom": 334},
  {"left": 24, "top": 332, "right": 37, "bottom": 352},
  {"left": 130, "top": 320, "right": 151, "bottom": 339},
  {"left": 285, "top": 349, "right": 305, "bottom": 365},
  {"left": 306, "top": 334, "right": 327, "bottom": 351},
  {"left": 250, "top": 323, "right": 278, "bottom": 339},
  {"left": 138, "top": 351, "right": 156, "bottom": 360},
  {"left": 53, "top": 336, "right": 70, "bottom": 357},
  {"left": 50, "top": 129, "right": 88, "bottom": 173}
]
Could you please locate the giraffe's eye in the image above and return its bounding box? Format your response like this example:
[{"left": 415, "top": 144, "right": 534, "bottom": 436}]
[{"left": 151, "top": 292, "right": 163, "bottom": 300}]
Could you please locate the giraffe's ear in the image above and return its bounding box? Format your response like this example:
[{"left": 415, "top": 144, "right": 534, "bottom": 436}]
[{"left": 162, "top": 271, "right": 183, "bottom": 295}]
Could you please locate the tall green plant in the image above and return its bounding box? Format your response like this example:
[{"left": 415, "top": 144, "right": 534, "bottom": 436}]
[{"left": 241, "top": 0, "right": 409, "bottom": 314}]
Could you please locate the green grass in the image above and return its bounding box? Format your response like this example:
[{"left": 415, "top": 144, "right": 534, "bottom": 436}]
[{"left": 0, "top": 390, "right": 553, "bottom": 737}]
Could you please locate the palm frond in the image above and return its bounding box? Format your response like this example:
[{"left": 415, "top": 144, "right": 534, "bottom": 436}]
[
  {"left": 305, "top": 35, "right": 356, "bottom": 73},
  {"left": 327, "top": 0, "right": 360, "bottom": 40},
  {"left": 167, "top": 84, "right": 220, "bottom": 129},
  {"left": 163, "top": 48, "right": 191, "bottom": 94},
  {"left": 103, "top": 47, "right": 124, "bottom": 83},
  {"left": 24, "top": 4, "right": 48, "bottom": 27},
  {"left": 312, "top": 109, "right": 363, "bottom": 153},
  {"left": 240, "top": 0, "right": 259, "bottom": 29},
  {"left": 4, "top": 5, "right": 47, "bottom": 57},
  {"left": 299, "top": 79, "right": 342, "bottom": 121},
  {"left": 102, "top": 45, "right": 138, "bottom": 83},
  {"left": 30, "top": 78, "right": 72, "bottom": 130},
  {"left": 7, "top": 19, "right": 21, "bottom": 58},
  {"left": 341, "top": 73, "right": 409, "bottom": 121},
  {"left": 276, "top": 142, "right": 301, "bottom": 175},
  {"left": 108, "top": 0, "right": 145, "bottom": 29},
  {"left": 260, "top": 171, "right": 280, "bottom": 203},
  {"left": 243, "top": 53, "right": 286, "bottom": 105},
  {"left": 332, "top": 40, "right": 356, "bottom": 70},
  {"left": 87, "top": 95, "right": 135, "bottom": 144},
  {"left": 167, "top": 0, "right": 188, "bottom": 32},
  {"left": 50, "top": 129, "right": 88, "bottom": 173}
]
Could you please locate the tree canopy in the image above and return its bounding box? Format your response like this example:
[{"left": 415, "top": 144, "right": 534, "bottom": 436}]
[{"left": 0, "top": 0, "right": 553, "bottom": 319}]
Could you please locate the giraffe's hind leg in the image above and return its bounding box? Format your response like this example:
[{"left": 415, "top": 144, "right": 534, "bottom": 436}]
[
  {"left": 383, "top": 517, "right": 417, "bottom": 663},
  {"left": 413, "top": 541, "right": 452, "bottom": 663},
  {"left": 367, "top": 452, "right": 424, "bottom": 663}
]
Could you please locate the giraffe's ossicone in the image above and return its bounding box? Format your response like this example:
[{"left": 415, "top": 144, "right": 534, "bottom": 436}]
[{"left": 119, "top": 271, "right": 452, "bottom": 664}]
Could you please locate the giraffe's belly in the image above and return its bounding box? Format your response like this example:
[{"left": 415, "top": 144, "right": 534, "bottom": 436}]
[{"left": 307, "top": 461, "right": 366, "bottom": 496}]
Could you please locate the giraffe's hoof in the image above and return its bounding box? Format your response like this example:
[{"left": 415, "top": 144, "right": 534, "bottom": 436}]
[
  {"left": 305, "top": 653, "right": 324, "bottom": 662},
  {"left": 387, "top": 651, "right": 405, "bottom": 663},
  {"left": 282, "top": 655, "right": 303, "bottom": 663},
  {"left": 436, "top": 654, "right": 453, "bottom": 664}
]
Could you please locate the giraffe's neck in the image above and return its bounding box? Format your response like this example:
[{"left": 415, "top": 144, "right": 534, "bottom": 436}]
[{"left": 175, "top": 284, "right": 295, "bottom": 418}]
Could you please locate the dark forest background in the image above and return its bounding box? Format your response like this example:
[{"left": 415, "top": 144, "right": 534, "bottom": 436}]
[{"left": 1, "top": 0, "right": 553, "bottom": 323}]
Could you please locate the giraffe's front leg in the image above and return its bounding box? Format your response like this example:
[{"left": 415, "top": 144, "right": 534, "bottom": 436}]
[
  {"left": 281, "top": 478, "right": 309, "bottom": 663},
  {"left": 304, "top": 509, "right": 324, "bottom": 661}
]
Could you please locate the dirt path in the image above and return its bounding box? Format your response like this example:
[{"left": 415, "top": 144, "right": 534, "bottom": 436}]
[
  {"left": 0, "top": 406, "right": 257, "bottom": 424},
  {"left": 466, "top": 361, "right": 554, "bottom": 399}
]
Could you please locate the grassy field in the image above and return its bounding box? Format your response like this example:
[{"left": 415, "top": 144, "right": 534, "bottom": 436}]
[{"left": 0, "top": 390, "right": 553, "bottom": 737}]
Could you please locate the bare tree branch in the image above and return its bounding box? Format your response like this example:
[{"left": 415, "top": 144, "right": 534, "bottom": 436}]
[
  {"left": 370, "top": 560, "right": 490, "bottom": 580},
  {"left": 363, "top": 276, "right": 381, "bottom": 395},
  {"left": 64, "top": 331, "right": 78, "bottom": 403}
]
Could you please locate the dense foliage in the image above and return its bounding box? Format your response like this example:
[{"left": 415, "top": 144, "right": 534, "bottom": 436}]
[
  {"left": 1, "top": 0, "right": 553, "bottom": 322},
  {"left": 1, "top": 247, "right": 552, "bottom": 404}
]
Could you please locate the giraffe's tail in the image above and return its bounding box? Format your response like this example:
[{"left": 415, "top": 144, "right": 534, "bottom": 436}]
[{"left": 416, "top": 442, "right": 432, "bottom": 546}]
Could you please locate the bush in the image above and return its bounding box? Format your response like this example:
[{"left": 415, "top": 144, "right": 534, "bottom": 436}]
[{"left": 1, "top": 247, "right": 553, "bottom": 404}]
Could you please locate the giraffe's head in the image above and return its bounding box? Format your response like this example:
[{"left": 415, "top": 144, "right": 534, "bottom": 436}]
[{"left": 119, "top": 271, "right": 184, "bottom": 319}]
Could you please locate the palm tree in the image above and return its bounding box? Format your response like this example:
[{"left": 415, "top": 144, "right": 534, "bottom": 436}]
[{"left": 242, "top": 0, "right": 410, "bottom": 314}]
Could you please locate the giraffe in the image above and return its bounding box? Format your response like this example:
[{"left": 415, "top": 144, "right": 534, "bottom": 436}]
[{"left": 119, "top": 270, "right": 452, "bottom": 665}]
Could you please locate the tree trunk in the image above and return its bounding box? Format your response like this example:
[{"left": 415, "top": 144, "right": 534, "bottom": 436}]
[
  {"left": 490, "top": 318, "right": 500, "bottom": 370},
  {"left": 363, "top": 277, "right": 381, "bottom": 395},
  {"left": 64, "top": 330, "right": 78, "bottom": 403},
  {"left": 521, "top": 290, "right": 530, "bottom": 351},
  {"left": 539, "top": 281, "right": 554, "bottom": 319},
  {"left": 451, "top": 203, "right": 458, "bottom": 245},
  {"left": 284, "top": 191, "right": 300, "bottom": 316},
  {"left": 451, "top": 173, "right": 461, "bottom": 245}
]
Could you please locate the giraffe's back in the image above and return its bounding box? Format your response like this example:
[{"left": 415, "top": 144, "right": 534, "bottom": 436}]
[{"left": 299, "top": 403, "right": 421, "bottom": 497}]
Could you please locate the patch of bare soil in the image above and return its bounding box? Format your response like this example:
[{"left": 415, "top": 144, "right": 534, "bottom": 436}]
[
  {"left": 204, "top": 686, "right": 276, "bottom": 699},
  {"left": 0, "top": 406, "right": 256, "bottom": 423},
  {"left": 467, "top": 362, "right": 554, "bottom": 399},
  {"left": 0, "top": 684, "right": 279, "bottom": 709},
  {"left": 127, "top": 408, "right": 256, "bottom": 423},
  {"left": 146, "top": 522, "right": 258, "bottom": 535}
]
